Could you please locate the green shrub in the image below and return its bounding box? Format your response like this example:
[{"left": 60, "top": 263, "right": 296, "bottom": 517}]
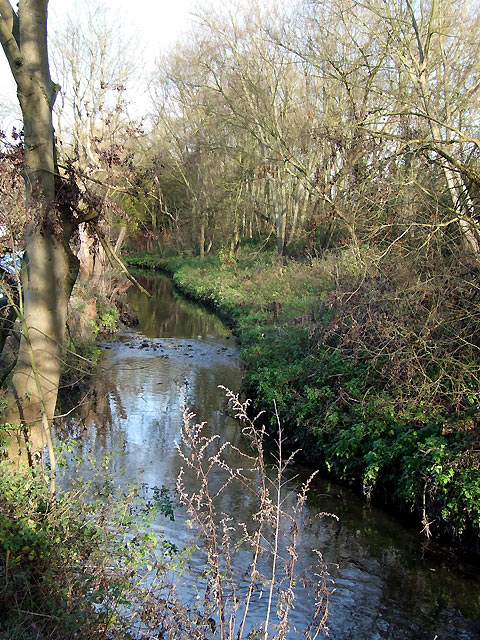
[{"left": 0, "top": 460, "right": 177, "bottom": 639}]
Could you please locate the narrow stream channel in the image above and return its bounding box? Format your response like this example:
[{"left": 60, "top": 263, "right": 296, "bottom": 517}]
[{"left": 64, "top": 273, "right": 480, "bottom": 639}]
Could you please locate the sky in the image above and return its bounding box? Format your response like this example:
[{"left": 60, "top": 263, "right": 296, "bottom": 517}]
[
  {"left": 0, "top": 0, "right": 224, "bottom": 129},
  {"left": 50, "top": 0, "right": 211, "bottom": 50}
]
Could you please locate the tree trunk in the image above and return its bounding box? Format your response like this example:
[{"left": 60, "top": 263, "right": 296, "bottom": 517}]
[
  {"left": 78, "top": 222, "right": 95, "bottom": 280},
  {"left": 199, "top": 220, "right": 205, "bottom": 258},
  {"left": 114, "top": 225, "right": 127, "bottom": 255},
  {"left": 6, "top": 230, "right": 78, "bottom": 461},
  {"left": 0, "top": 1, "right": 79, "bottom": 464},
  {"left": 271, "top": 174, "right": 285, "bottom": 255}
]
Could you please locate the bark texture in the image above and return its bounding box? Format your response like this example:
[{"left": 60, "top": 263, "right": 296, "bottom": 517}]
[{"left": 0, "top": 0, "right": 79, "bottom": 463}]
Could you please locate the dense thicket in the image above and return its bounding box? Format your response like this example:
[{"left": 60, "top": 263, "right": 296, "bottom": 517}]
[{"left": 137, "top": 0, "right": 479, "bottom": 254}]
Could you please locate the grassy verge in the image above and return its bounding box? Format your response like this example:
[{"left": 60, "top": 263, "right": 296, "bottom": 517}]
[{"left": 127, "top": 249, "right": 480, "bottom": 547}]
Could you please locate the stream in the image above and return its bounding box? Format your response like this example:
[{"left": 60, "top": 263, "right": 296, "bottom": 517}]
[{"left": 63, "top": 273, "right": 480, "bottom": 639}]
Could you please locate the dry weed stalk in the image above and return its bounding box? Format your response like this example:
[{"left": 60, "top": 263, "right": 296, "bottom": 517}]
[
  {"left": 174, "top": 388, "right": 333, "bottom": 639},
  {"left": 0, "top": 388, "right": 334, "bottom": 639}
]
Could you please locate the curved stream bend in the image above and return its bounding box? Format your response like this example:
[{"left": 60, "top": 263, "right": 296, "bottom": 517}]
[{"left": 64, "top": 274, "right": 480, "bottom": 640}]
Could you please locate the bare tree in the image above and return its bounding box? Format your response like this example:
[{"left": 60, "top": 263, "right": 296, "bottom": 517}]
[{"left": 51, "top": 0, "right": 144, "bottom": 287}]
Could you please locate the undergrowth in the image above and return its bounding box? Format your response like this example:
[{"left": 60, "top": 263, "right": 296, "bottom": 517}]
[
  {"left": 0, "top": 456, "right": 176, "bottom": 639},
  {"left": 127, "top": 248, "right": 480, "bottom": 546},
  {"left": 59, "top": 279, "right": 124, "bottom": 394}
]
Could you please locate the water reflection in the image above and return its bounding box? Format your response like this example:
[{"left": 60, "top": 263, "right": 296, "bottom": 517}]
[
  {"left": 60, "top": 274, "right": 480, "bottom": 640},
  {"left": 127, "top": 275, "right": 231, "bottom": 339}
]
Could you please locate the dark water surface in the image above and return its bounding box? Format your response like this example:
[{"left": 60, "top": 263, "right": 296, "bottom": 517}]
[{"left": 66, "top": 274, "right": 480, "bottom": 639}]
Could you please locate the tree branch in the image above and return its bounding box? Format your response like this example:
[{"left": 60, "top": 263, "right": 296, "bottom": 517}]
[
  {"left": 0, "top": 0, "right": 21, "bottom": 72},
  {"left": 90, "top": 222, "right": 151, "bottom": 298},
  {"left": 427, "top": 146, "right": 480, "bottom": 188},
  {"left": 405, "top": 0, "right": 424, "bottom": 66}
]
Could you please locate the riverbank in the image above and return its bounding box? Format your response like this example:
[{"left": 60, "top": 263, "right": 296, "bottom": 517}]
[{"left": 127, "top": 249, "right": 480, "bottom": 549}]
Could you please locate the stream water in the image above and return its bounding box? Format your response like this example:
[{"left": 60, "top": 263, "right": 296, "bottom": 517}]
[{"left": 64, "top": 273, "right": 480, "bottom": 639}]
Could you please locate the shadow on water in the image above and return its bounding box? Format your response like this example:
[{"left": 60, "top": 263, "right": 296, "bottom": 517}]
[
  {"left": 127, "top": 274, "right": 231, "bottom": 339},
  {"left": 59, "top": 273, "right": 480, "bottom": 640}
]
